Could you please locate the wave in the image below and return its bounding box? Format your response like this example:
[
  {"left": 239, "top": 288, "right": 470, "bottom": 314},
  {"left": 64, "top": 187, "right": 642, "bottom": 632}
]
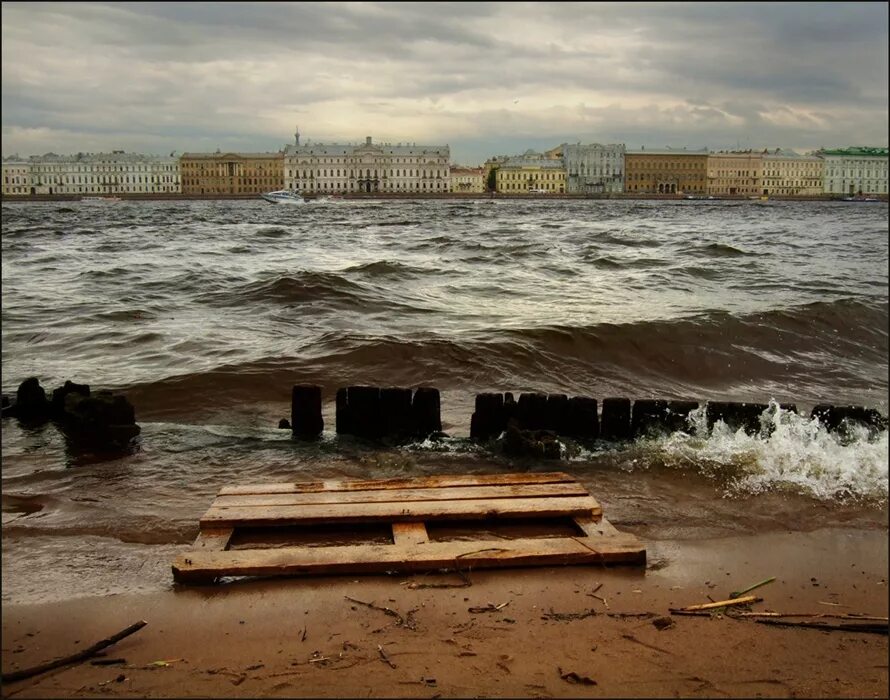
[{"left": 116, "top": 298, "right": 888, "bottom": 417}]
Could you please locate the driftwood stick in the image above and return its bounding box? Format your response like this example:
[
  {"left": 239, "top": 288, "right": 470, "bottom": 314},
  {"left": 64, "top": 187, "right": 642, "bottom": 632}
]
[
  {"left": 676, "top": 595, "right": 761, "bottom": 612},
  {"left": 755, "top": 619, "right": 888, "bottom": 635},
  {"left": 1, "top": 620, "right": 148, "bottom": 683},
  {"left": 735, "top": 612, "right": 888, "bottom": 622}
]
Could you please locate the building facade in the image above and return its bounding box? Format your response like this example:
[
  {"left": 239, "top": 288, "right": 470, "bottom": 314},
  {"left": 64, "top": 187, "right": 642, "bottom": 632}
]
[
  {"left": 817, "top": 147, "right": 889, "bottom": 196},
  {"left": 4, "top": 152, "right": 180, "bottom": 196},
  {"left": 624, "top": 148, "right": 708, "bottom": 194},
  {"left": 449, "top": 167, "right": 485, "bottom": 193},
  {"left": 707, "top": 151, "right": 763, "bottom": 196},
  {"left": 561, "top": 143, "right": 625, "bottom": 193},
  {"left": 180, "top": 152, "right": 282, "bottom": 195},
  {"left": 761, "top": 149, "right": 823, "bottom": 196},
  {"left": 2, "top": 157, "right": 31, "bottom": 196},
  {"left": 494, "top": 150, "right": 566, "bottom": 193},
  {"left": 283, "top": 131, "right": 450, "bottom": 194}
]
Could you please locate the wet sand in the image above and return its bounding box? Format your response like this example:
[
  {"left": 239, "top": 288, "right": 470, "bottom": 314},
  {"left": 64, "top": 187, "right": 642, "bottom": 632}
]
[{"left": 2, "top": 527, "right": 887, "bottom": 698}]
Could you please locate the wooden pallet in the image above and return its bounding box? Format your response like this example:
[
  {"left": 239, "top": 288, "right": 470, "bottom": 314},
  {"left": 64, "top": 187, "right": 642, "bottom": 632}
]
[{"left": 172, "top": 471, "right": 645, "bottom": 584}]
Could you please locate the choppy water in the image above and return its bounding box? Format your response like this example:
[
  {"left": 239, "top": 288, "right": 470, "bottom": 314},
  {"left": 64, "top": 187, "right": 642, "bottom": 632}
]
[{"left": 2, "top": 198, "right": 888, "bottom": 604}]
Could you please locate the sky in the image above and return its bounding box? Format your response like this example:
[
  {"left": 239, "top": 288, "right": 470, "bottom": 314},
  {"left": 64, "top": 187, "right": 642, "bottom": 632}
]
[{"left": 2, "top": 1, "right": 888, "bottom": 166}]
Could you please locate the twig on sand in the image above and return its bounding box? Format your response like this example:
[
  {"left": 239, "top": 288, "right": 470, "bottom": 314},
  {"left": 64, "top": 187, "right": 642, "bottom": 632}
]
[
  {"left": 620, "top": 633, "right": 674, "bottom": 655},
  {"left": 734, "top": 612, "right": 888, "bottom": 622},
  {"left": 377, "top": 645, "right": 397, "bottom": 669},
  {"left": 754, "top": 619, "right": 888, "bottom": 635},
  {"left": 345, "top": 596, "right": 417, "bottom": 630},
  {"left": 1, "top": 620, "right": 148, "bottom": 683},
  {"left": 671, "top": 595, "right": 762, "bottom": 613}
]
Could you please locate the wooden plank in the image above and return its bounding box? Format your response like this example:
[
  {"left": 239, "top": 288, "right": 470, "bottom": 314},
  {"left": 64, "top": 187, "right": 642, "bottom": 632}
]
[
  {"left": 172, "top": 532, "right": 646, "bottom": 583},
  {"left": 392, "top": 522, "right": 429, "bottom": 546},
  {"left": 192, "top": 528, "right": 234, "bottom": 551},
  {"left": 200, "top": 496, "right": 600, "bottom": 529},
  {"left": 218, "top": 472, "right": 577, "bottom": 496},
  {"left": 211, "top": 482, "right": 591, "bottom": 509},
  {"left": 574, "top": 514, "right": 623, "bottom": 538}
]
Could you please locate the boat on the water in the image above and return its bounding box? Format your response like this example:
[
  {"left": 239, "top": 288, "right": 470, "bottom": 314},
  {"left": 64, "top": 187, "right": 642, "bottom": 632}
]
[
  {"left": 260, "top": 190, "right": 305, "bottom": 205},
  {"left": 842, "top": 196, "right": 880, "bottom": 202},
  {"left": 80, "top": 196, "right": 122, "bottom": 204}
]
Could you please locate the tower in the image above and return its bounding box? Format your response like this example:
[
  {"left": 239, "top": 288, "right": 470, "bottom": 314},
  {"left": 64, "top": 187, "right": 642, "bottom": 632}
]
[{"left": 295, "top": 126, "right": 300, "bottom": 147}]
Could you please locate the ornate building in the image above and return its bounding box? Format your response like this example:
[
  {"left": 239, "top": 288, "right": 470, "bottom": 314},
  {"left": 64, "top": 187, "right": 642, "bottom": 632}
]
[
  {"left": 179, "top": 152, "right": 283, "bottom": 195},
  {"left": 283, "top": 129, "right": 449, "bottom": 194},
  {"left": 561, "top": 142, "right": 625, "bottom": 193},
  {"left": 449, "top": 166, "right": 485, "bottom": 193},
  {"left": 707, "top": 151, "right": 763, "bottom": 196},
  {"left": 761, "top": 149, "right": 823, "bottom": 196},
  {"left": 1, "top": 156, "right": 31, "bottom": 196},
  {"left": 3, "top": 152, "right": 180, "bottom": 196},
  {"left": 624, "top": 148, "right": 708, "bottom": 194},
  {"left": 495, "top": 151, "right": 566, "bottom": 193},
  {"left": 816, "top": 147, "right": 888, "bottom": 196}
]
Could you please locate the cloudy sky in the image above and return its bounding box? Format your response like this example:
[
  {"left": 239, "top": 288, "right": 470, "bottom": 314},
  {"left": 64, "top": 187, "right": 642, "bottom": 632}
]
[{"left": 2, "top": 1, "right": 887, "bottom": 165}]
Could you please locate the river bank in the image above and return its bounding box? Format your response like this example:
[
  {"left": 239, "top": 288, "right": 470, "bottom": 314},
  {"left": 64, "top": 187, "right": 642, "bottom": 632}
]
[{"left": 2, "top": 527, "right": 887, "bottom": 698}]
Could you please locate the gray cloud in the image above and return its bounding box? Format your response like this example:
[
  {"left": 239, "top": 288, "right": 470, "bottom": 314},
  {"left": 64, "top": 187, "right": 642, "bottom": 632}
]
[{"left": 2, "top": 1, "right": 886, "bottom": 164}]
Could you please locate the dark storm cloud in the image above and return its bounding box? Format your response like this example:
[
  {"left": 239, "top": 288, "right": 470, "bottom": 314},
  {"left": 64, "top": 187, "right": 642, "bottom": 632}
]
[{"left": 2, "top": 1, "right": 887, "bottom": 163}]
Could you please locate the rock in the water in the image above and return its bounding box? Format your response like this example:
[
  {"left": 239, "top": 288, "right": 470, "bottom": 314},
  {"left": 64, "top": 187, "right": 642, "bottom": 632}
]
[
  {"left": 59, "top": 390, "right": 140, "bottom": 449},
  {"left": 13, "top": 377, "right": 51, "bottom": 422},
  {"left": 51, "top": 380, "right": 90, "bottom": 418},
  {"left": 503, "top": 421, "right": 561, "bottom": 459}
]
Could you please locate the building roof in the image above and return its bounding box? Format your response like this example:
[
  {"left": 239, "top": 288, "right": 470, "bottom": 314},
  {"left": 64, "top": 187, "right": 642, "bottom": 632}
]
[
  {"left": 625, "top": 147, "right": 708, "bottom": 156},
  {"left": 816, "top": 146, "right": 888, "bottom": 157},
  {"left": 284, "top": 143, "right": 448, "bottom": 157}
]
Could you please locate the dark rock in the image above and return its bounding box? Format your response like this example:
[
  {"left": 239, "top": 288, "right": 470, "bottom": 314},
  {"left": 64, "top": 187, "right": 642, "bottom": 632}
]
[
  {"left": 411, "top": 387, "right": 442, "bottom": 437},
  {"left": 51, "top": 380, "right": 91, "bottom": 419},
  {"left": 503, "top": 420, "right": 561, "bottom": 460},
  {"left": 278, "top": 418, "right": 291, "bottom": 430},
  {"left": 14, "top": 377, "right": 51, "bottom": 422},
  {"left": 600, "top": 397, "right": 631, "bottom": 441},
  {"left": 291, "top": 384, "right": 323, "bottom": 438},
  {"left": 60, "top": 390, "right": 140, "bottom": 449},
  {"left": 652, "top": 616, "right": 674, "bottom": 631}
]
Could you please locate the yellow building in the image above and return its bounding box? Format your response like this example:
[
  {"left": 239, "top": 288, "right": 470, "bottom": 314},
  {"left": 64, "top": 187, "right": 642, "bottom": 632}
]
[
  {"left": 496, "top": 155, "right": 566, "bottom": 193},
  {"left": 449, "top": 167, "right": 485, "bottom": 193},
  {"left": 180, "top": 151, "right": 283, "bottom": 195},
  {"left": 761, "top": 149, "right": 823, "bottom": 196},
  {"left": 2, "top": 157, "right": 30, "bottom": 196},
  {"left": 624, "top": 148, "right": 708, "bottom": 194},
  {"left": 707, "top": 151, "right": 763, "bottom": 196}
]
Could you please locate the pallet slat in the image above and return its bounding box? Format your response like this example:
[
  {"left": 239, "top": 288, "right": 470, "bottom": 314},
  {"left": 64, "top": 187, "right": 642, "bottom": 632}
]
[
  {"left": 218, "top": 472, "right": 577, "bottom": 496},
  {"left": 211, "top": 482, "right": 591, "bottom": 509},
  {"left": 200, "top": 495, "right": 600, "bottom": 529},
  {"left": 173, "top": 529, "right": 646, "bottom": 584}
]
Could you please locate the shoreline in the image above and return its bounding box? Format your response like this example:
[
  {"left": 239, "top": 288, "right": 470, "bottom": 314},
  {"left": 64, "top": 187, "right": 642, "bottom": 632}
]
[
  {"left": 2, "top": 526, "right": 887, "bottom": 698},
  {"left": 2, "top": 193, "right": 883, "bottom": 203}
]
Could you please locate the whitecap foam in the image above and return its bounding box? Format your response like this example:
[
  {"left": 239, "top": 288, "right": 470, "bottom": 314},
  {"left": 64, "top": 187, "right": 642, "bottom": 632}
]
[{"left": 637, "top": 401, "right": 888, "bottom": 503}]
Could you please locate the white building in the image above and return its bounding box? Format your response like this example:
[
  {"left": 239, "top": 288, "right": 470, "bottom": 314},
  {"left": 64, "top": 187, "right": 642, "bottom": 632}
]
[
  {"left": 6, "top": 151, "right": 180, "bottom": 196},
  {"left": 1, "top": 156, "right": 32, "bottom": 196},
  {"left": 816, "top": 147, "right": 888, "bottom": 196},
  {"left": 761, "top": 149, "right": 824, "bottom": 196},
  {"left": 283, "top": 129, "right": 450, "bottom": 194},
  {"left": 561, "top": 142, "right": 625, "bottom": 193}
]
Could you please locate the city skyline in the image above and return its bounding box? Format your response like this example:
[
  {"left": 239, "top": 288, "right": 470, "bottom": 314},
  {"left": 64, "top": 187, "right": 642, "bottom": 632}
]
[{"left": 2, "top": 2, "right": 888, "bottom": 166}]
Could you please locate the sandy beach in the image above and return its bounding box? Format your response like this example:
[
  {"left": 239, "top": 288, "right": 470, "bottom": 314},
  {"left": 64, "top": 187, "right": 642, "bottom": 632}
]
[{"left": 2, "top": 526, "right": 887, "bottom": 698}]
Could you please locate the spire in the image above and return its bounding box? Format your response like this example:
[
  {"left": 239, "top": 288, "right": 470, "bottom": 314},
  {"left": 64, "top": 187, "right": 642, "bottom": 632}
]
[{"left": 295, "top": 125, "right": 300, "bottom": 146}]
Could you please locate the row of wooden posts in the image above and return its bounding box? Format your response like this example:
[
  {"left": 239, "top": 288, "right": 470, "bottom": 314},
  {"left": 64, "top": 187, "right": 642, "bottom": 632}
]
[{"left": 288, "top": 385, "right": 886, "bottom": 440}]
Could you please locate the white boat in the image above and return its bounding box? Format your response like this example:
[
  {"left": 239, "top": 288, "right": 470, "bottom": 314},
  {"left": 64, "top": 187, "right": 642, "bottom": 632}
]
[
  {"left": 260, "top": 190, "right": 305, "bottom": 205},
  {"left": 81, "top": 196, "right": 122, "bottom": 204}
]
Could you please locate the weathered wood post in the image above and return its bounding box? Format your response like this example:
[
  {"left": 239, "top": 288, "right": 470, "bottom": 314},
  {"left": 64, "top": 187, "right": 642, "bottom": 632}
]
[{"left": 291, "top": 384, "right": 324, "bottom": 438}]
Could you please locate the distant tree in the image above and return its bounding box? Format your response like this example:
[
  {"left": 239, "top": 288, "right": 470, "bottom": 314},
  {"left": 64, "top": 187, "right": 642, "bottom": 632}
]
[{"left": 487, "top": 167, "right": 498, "bottom": 192}]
